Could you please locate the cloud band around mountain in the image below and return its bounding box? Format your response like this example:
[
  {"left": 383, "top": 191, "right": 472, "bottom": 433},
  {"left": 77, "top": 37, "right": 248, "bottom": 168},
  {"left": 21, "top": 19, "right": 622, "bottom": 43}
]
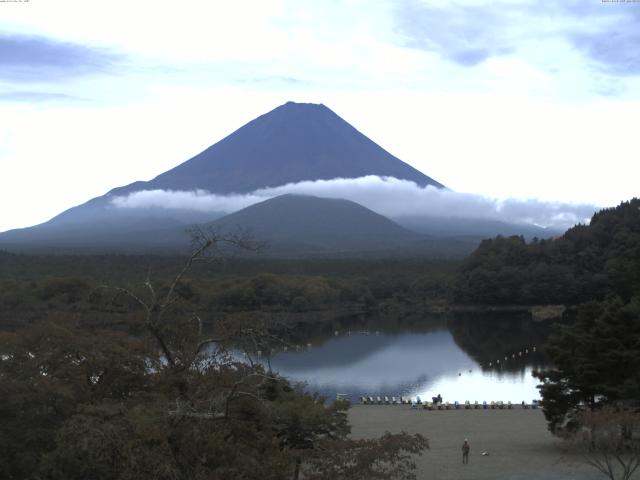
[{"left": 110, "top": 176, "right": 596, "bottom": 230}]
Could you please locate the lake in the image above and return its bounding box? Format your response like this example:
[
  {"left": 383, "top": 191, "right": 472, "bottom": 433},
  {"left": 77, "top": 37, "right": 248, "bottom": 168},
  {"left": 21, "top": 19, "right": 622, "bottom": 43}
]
[{"left": 263, "top": 313, "right": 549, "bottom": 404}]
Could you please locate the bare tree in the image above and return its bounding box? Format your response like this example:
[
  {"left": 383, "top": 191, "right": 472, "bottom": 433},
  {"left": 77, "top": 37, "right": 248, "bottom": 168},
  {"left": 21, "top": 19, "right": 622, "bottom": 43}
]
[
  {"left": 93, "top": 227, "right": 428, "bottom": 479},
  {"left": 566, "top": 406, "right": 640, "bottom": 480},
  {"left": 96, "top": 226, "right": 274, "bottom": 419},
  {"left": 99, "top": 227, "right": 260, "bottom": 364}
]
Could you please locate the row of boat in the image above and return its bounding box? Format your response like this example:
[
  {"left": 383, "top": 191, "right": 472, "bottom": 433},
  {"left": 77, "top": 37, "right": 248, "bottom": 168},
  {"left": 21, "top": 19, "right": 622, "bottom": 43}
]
[{"left": 359, "top": 396, "right": 540, "bottom": 409}]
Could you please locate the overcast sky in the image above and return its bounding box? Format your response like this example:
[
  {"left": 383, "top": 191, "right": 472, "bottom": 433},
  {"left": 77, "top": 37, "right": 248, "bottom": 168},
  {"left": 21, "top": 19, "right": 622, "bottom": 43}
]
[{"left": 1, "top": 0, "right": 639, "bottom": 232}]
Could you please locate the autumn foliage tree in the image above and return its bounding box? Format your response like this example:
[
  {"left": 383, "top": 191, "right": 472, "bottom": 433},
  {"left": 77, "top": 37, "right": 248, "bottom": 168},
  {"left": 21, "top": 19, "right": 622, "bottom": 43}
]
[
  {"left": 565, "top": 406, "right": 640, "bottom": 480},
  {"left": 0, "top": 229, "right": 428, "bottom": 479}
]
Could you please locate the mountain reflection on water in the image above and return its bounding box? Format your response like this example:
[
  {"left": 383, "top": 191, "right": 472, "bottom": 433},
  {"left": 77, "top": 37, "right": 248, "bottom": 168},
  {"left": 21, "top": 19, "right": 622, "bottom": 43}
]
[{"left": 264, "top": 313, "right": 549, "bottom": 403}]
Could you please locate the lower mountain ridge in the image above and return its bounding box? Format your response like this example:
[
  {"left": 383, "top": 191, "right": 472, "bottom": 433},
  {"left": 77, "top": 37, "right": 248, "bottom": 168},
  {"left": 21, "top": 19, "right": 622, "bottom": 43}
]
[
  {"left": 208, "top": 194, "right": 482, "bottom": 257},
  {"left": 0, "top": 194, "right": 480, "bottom": 257},
  {"left": 209, "top": 194, "right": 419, "bottom": 256}
]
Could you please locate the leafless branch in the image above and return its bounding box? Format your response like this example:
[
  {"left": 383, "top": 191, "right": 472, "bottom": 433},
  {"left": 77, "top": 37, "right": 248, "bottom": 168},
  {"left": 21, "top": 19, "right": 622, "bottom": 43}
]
[
  {"left": 570, "top": 407, "right": 640, "bottom": 480},
  {"left": 144, "top": 268, "right": 157, "bottom": 303},
  {"left": 224, "top": 371, "right": 279, "bottom": 418},
  {"left": 96, "top": 285, "right": 150, "bottom": 313},
  {"left": 195, "top": 337, "right": 222, "bottom": 355}
]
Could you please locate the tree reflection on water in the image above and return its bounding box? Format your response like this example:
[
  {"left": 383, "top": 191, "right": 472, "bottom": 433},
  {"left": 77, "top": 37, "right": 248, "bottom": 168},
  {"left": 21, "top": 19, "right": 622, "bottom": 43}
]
[{"left": 259, "top": 311, "right": 552, "bottom": 402}]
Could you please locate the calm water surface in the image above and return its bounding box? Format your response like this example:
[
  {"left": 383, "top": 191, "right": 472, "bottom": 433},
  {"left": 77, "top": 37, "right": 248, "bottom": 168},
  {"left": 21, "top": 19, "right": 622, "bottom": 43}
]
[{"left": 265, "top": 316, "right": 548, "bottom": 404}]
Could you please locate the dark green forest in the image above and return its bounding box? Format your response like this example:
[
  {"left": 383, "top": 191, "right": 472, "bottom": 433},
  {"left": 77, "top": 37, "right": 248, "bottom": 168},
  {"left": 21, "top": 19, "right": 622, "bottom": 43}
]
[
  {"left": 0, "top": 253, "right": 457, "bottom": 331},
  {"left": 454, "top": 198, "right": 640, "bottom": 306},
  {"left": 0, "top": 240, "right": 441, "bottom": 479},
  {"left": 453, "top": 199, "right": 640, "bottom": 433},
  {"left": 2, "top": 199, "right": 639, "bottom": 476}
]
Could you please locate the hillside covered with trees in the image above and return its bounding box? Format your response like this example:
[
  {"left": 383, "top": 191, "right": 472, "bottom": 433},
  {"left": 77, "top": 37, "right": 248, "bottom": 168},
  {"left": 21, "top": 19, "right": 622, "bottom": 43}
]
[
  {"left": 455, "top": 199, "right": 640, "bottom": 438},
  {"left": 454, "top": 198, "right": 640, "bottom": 306}
]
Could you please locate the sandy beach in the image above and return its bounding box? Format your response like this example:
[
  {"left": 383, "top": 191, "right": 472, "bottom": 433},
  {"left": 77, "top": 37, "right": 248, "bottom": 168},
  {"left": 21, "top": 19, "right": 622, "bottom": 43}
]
[{"left": 348, "top": 405, "right": 606, "bottom": 480}]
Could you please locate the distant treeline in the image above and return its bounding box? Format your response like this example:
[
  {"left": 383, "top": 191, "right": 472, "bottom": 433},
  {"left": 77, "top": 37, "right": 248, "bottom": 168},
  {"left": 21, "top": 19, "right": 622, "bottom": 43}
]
[
  {"left": 0, "top": 253, "right": 458, "bottom": 329},
  {"left": 453, "top": 198, "right": 640, "bottom": 306}
]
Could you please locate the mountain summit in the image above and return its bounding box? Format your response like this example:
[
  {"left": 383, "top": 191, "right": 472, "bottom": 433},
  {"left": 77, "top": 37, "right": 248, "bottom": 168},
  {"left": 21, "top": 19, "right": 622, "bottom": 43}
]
[
  {"left": 0, "top": 101, "right": 447, "bottom": 253},
  {"left": 109, "top": 101, "right": 443, "bottom": 197}
]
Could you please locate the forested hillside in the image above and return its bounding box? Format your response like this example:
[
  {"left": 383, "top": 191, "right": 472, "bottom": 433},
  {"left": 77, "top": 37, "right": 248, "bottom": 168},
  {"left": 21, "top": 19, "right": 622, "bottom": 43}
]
[
  {"left": 457, "top": 198, "right": 640, "bottom": 434},
  {"left": 454, "top": 198, "right": 640, "bottom": 305}
]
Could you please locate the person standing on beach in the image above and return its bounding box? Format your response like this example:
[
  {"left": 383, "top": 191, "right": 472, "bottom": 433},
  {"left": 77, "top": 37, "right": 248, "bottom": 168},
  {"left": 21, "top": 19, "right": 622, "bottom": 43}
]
[{"left": 462, "top": 439, "right": 470, "bottom": 464}]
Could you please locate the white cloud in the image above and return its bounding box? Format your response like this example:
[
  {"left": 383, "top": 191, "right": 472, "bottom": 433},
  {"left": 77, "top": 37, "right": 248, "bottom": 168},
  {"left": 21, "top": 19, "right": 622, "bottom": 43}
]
[
  {"left": 111, "top": 176, "right": 596, "bottom": 230},
  {"left": 111, "top": 189, "right": 259, "bottom": 213},
  {"left": 2, "top": 1, "right": 638, "bottom": 233}
]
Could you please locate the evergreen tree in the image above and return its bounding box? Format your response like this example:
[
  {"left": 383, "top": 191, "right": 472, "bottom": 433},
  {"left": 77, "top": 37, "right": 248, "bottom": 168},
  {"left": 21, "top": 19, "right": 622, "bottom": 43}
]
[{"left": 535, "top": 297, "right": 640, "bottom": 432}]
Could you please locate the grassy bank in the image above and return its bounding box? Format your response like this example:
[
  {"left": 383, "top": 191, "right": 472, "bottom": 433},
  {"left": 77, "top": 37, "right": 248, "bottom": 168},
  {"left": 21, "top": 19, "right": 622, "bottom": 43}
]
[{"left": 348, "top": 405, "right": 602, "bottom": 480}]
